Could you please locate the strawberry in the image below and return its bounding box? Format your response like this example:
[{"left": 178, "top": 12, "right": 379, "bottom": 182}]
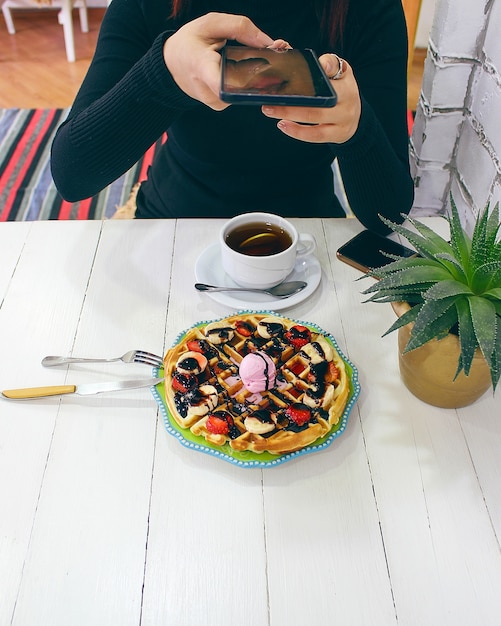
[
  {"left": 326, "top": 362, "right": 339, "bottom": 382},
  {"left": 206, "top": 411, "right": 234, "bottom": 435},
  {"left": 235, "top": 320, "right": 254, "bottom": 337},
  {"left": 286, "top": 403, "right": 312, "bottom": 427},
  {"left": 307, "top": 360, "right": 328, "bottom": 384},
  {"left": 172, "top": 372, "right": 198, "bottom": 393},
  {"left": 284, "top": 325, "right": 311, "bottom": 350},
  {"left": 187, "top": 339, "right": 206, "bottom": 352},
  {"left": 186, "top": 339, "right": 216, "bottom": 358}
]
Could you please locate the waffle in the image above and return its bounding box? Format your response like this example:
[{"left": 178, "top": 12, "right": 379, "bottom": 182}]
[{"left": 163, "top": 313, "right": 351, "bottom": 456}]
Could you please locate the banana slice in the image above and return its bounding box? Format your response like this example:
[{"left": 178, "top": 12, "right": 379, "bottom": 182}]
[
  {"left": 304, "top": 383, "right": 335, "bottom": 409},
  {"left": 186, "top": 384, "right": 218, "bottom": 419},
  {"left": 176, "top": 351, "right": 208, "bottom": 376},
  {"left": 301, "top": 337, "right": 334, "bottom": 364},
  {"left": 257, "top": 316, "right": 284, "bottom": 339},
  {"left": 205, "top": 321, "right": 235, "bottom": 344}
]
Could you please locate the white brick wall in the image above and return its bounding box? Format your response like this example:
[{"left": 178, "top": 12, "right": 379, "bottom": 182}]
[{"left": 410, "top": 0, "right": 501, "bottom": 230}]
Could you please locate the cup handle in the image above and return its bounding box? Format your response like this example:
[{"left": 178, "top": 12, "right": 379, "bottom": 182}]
[{"left": 297, "top": 233, "right": 316, "bottom": 257}]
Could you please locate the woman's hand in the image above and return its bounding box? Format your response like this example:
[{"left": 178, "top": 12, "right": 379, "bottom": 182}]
[
  {"left": 163, "top": 13, "right": 278, "bottom": 110},
  {"left": 261, "top": 53, "right": 362, "bottom": 144}
]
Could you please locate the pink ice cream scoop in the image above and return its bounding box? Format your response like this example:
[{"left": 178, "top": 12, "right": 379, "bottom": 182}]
[{"left": 239, "top": 351, "right": 276, "bottom": 393}]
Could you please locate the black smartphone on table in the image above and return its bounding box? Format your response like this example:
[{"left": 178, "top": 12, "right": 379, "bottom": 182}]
[
  {"left": 336, "top": 230, "right": 417, "bottom": 275},
  {"left": 220, "top": 46, "right": 337, "bottom": 107}
]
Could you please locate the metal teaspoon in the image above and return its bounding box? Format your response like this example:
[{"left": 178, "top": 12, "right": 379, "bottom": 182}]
[{"left": 195, "top": 281, "right": 307, "bottom": 298}]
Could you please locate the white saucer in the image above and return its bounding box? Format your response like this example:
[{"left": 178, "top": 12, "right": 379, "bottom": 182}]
[{"left": 194, "top": 243, "right": 322, "bottom": 311}]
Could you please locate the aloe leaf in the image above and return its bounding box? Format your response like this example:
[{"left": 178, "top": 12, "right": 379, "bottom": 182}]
[
  {"left": 477, "top": 201, "right": 500, "bottom": 254},
  {"left": 362, "top": 280, "right": 433, "bottom": 296},
  {"left": 470, "top": 212, "right": 490, "bottom": 273},
  {"left": 449, "top": 194, "right": 472, "bottom": 268},
  {"left": 382, "top": 304, "right": 422, "bottom": 336},
  {"left": 471, "top": 263, "right": 501, "bottom": 294},
  {"left": 490, "top": 325, "right": 501, "bottom": 390},
  {"left": 404, "top": 305, "right": 458, "bottom": 352},
  {"left": 379, "top": 251, "right": 417, "bottom": 264},
  {"left": 485, "top": 201, "right": 500, "bottom": 252},
  {"left": 468, "top": 295, "right": 497, "bottom": 367},
  {"left": 363, "top": 285, "right": 428, "bottom": 303},
  {"left": 493, "top": 240, "right": 501, "bottom": 261},
  {"left": 433, "top": 253, "right": 467, "bottom": 280},
  {"left": 410, "top": 296, "right": 457, "bottom": 334},
  {"left": 486, "top": 267, "right": 501, "bottom": 289},
  {"left": 372, "top": 256, "right": 443, "bottom": 279},
  {"left": 378, "top": 215, "right": 450, "bottom": 259},
  {"left": 424, "top": 280, "right": 473, "bottom": 301},
  {"left": 455, "top": 298, "right": 477, "bottom": 377},
  {"left": 363, "top": 294, "right": 413, "bottom": 304},
  {"left": 404, "top": 215, "right": 455, "bottom": 255},
  {"left": 362, "top": 266, "right": 452, "bottom": 295}
]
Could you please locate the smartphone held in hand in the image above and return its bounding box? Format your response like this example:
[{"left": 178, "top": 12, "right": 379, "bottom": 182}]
[
  {"left": 336, "top": 230, "right": 417, "bottom": 275},
  {"left": 220, "top": 46, "right": 337, "bottom": 107}
]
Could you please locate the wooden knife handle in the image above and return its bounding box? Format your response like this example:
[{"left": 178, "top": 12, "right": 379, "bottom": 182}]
[{"left": 2, "top": 385, "right": 77, "bottom": 399}]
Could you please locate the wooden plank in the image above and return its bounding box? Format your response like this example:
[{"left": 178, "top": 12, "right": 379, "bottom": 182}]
[
  {"left": 9, "top": 219, "right": 175, "bottom": 626},
  {"left": 0, "top": 222, "right": 31, "bottom": 298},
  {"left": 325, "top": 218, "right": 501, "bottom": 624},
  {"left": 0, "top": 220, "right": 101, "bottom": 625},
  {"left": 458, "top": 394, "right": 501, "bottom": 539},
  {"left": 140, "top": 219, "right": 269, "bottom": 626},
  {"left": 263, "top": 441, "right": 398, "bottom": 625},
  {"left": 141, "top": 441, "right": 270, "bottom": 626},
  {"left": 262, "top": 219, "right": 396, "bottom": 625}
]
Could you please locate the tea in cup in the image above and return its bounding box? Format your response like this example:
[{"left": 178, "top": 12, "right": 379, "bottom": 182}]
[{"left": 220, "top": 212, "right": 316, "bottom": 289}]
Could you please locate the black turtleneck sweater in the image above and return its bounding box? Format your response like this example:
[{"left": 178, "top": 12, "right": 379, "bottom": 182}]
[{"left": 50, "top": 0, "right": 414, "bottom": 233}]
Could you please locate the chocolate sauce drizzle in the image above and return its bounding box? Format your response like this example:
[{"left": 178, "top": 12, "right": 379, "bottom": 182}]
[{"left": 254, "top": 351, "right": 272, "bottom": 390}]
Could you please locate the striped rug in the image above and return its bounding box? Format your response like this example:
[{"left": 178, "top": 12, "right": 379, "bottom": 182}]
[
  {"left": 1, "top": 107, "right": 415, "bottom": 222},
  {"left": 0, "top": 108, "right": 165, "bottom": 221}
]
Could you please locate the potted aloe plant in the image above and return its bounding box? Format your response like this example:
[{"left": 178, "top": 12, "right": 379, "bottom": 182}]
[{"left": 362, "top": 196, "right": 501, "bottom": 408}]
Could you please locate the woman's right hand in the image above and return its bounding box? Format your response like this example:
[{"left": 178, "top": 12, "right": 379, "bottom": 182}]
[{"left": 163, "top": 13, "right": 276, "bottom": 110}]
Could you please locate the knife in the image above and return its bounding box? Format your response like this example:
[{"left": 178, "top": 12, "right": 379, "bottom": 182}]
[{"left": 2, "top": 377, "right": 164, "bottom": 399}]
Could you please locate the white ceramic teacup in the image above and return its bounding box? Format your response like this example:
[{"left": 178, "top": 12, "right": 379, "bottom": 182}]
[{"left": 220, "top": 212, "right": 316, "bottom": 289}]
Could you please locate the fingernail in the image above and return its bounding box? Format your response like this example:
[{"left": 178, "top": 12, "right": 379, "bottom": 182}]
[
  {"left": 262, "top": 106, "right": 273, "bottom": 114},
  {"left": 277, "top": 120, "right": 286, "bottom": 131}
]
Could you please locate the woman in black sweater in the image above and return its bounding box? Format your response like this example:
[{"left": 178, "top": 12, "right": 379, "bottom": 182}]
[{"left": 51, "top": 0, "right": 414, "bottom": 233}]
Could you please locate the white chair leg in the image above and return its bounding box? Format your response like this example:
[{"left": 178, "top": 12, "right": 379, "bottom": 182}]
[
  {"left": 2, "top": 3, "right": 16, "bottom": 34},
  {"left": 58, "top": 0, "right": 76, "bottom": 62},
  {"left": 78, "top": 1, "right": 88, "bottom": 32}
]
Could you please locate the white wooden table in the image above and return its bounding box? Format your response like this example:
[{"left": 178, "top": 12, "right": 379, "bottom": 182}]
[{"left": 1, "top": 218, "right": 500, "bottom": 626}]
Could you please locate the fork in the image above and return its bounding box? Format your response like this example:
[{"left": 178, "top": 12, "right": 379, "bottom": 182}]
[{"left": 41, "top": 349, "right": 164, "bottom": 368}]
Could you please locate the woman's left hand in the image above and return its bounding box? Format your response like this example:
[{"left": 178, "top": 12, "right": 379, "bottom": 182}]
[{"left": 261, "top": 54, "right": 361, "bottom": 144}]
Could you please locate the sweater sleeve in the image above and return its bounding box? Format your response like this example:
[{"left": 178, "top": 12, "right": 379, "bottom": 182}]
[
  {"left": 50, "top": 0, "right": 198, "bottom": 201},
  {"left": 331, "top": 0, "right": 414, "bottom": 234}
]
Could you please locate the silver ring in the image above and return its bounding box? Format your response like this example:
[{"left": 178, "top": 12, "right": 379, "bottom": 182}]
[{"left": 328, "top": 54, "right": 345, "bottom": 80}]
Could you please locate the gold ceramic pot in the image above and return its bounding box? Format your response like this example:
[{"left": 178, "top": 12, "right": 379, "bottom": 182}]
[{"left": 391, "top": 302, "right": 492, "bottom": 408}]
